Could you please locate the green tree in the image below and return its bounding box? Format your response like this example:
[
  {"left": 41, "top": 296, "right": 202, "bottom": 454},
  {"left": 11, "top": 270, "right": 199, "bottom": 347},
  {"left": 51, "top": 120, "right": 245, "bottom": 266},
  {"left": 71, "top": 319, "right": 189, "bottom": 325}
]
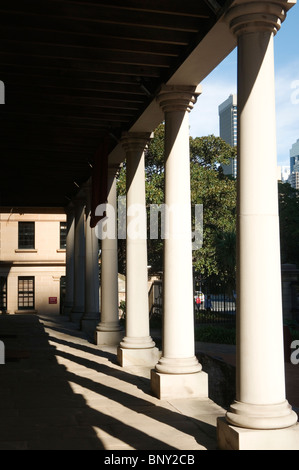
[
  {"left": 278, "top": 182, "right": 299, "bottom": 267},
  {"left": 116, "top": 125, "right": 165, "bottom": 274},
  {"left": 214, "top": 230, "right": 237, "bottom": 293},
  {"left": 116, "top": 163, "right": 127, "bottom": 274},
  {"left": 190, "top": 135, "right": 237, "bottom": 287},
  {"left": 117, "top": 124, "right": 237, "bottom": 286}
]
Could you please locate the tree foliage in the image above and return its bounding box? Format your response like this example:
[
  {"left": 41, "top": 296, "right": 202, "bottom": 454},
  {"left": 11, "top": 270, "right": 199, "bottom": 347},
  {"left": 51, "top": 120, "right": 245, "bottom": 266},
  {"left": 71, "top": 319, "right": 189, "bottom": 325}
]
[
  {"left": 117, "top": 126, "right": 299, "bottom": 289},
  {"left": 189, "top": 135, "right": 237, "bottom": 287},
  {"left": 278, "top": 182, "right": 299, "bottom": 267},
  {"left": 117, "top": 123, "right": 237, "bottom": 286}
]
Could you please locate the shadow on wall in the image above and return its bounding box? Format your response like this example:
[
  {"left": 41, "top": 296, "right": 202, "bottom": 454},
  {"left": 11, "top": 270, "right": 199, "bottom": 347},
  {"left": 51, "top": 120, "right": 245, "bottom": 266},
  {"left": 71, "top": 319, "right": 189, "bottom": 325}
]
[
  {"left": 35, "top": 296, "right": 61, "bottom": 316},
  {"left": 197, "top": 352, "right": 236, "bottom": 410}
]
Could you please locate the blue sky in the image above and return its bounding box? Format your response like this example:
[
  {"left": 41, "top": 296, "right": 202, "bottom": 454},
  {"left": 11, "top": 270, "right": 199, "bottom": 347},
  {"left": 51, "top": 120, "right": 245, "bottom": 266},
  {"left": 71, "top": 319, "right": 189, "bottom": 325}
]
[{"left": 189, "top": 3, "right": 299, "bottom": 167}]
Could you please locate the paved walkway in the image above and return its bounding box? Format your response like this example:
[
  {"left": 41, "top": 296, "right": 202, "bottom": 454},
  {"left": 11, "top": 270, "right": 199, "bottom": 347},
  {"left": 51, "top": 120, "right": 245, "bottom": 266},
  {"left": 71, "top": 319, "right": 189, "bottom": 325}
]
[
  {"left": 0, "top": 313, "right": 226, "bottom": 451},
  {"left": 0, "top": 313, "right": 298, "bottom": 451}
]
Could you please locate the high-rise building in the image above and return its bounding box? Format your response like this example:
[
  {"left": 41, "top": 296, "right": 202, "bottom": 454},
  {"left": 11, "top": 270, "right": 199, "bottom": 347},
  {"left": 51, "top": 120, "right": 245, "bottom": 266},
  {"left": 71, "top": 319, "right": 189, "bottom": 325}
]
[
  {"left": 290, "top": 139, "right": 299, "bottom": 173},
  {"left": 218, "top": 94, "right": 237, "bottom": 178},
  {"left": 288, "top": 139, "right": 299, "bottom": 189},
  {"left": 288, "top": 160, "right": 299, "bottom": 190}
]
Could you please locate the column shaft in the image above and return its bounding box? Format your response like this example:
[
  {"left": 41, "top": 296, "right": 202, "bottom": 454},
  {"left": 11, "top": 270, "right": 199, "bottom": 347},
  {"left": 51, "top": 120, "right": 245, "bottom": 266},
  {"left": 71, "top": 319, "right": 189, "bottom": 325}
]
[
  {"left": 163, "top": 108, "right": 197, "bottom": 363},
  {"left": 117, "top": 133, "right": 159, "bottom": 366},
  {"left": 96, "top": 168, "right": 123, "bottom": 346},
  {"left": 237, "top": 31, "right": 285, "bottom": 406},
  {"left": 151, "top": 85, "right": 208, "bottom": 399},
  {"left": 70, "top": 196, "right": 86, "bottom": 322},
  {"left": 228, "top": 16, "right": 297, "bottom": 432},
  {"left": 218, "top": 0, "right": 299, "bottom": 450},
  {"left": 64, "top": 205, "right": 75, "bottom": 315},
  {"left": 81, "top": 183, "right": 100, "bottom": 335}
]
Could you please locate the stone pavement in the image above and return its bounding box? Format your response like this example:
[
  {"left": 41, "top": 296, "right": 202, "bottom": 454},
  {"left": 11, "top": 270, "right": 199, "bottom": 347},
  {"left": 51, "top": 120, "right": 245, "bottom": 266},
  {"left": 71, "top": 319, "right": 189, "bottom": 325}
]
[
  {"left": 1, "top": 313, "right": 298, "bottom": 451},
  {"left": 0, "top": 313, "right": 226, "bottom": 451}
]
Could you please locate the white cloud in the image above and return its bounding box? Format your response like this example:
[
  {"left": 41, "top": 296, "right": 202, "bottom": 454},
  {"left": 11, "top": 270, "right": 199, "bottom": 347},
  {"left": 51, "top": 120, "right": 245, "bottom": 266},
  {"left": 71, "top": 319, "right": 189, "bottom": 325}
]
[
  {"left": 275, "top": 59, "right": 299, "bottom": 165},
  {"left": 189, "top": 50, "right": 237, "bottom": 139},
  {"left": 189, "top": 79, "right": 237, "bottom": 138},
  {"left": 189, "top": 52, "right": 299, "bottom": 168}
]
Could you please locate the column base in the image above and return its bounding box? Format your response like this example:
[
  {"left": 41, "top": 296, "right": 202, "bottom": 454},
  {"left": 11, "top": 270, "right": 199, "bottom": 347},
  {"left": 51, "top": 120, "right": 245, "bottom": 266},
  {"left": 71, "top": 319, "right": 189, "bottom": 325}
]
[
  {"left": 151, "top": 369, "right": 208, "bottom": 400},
  {"left": 119, "top": 335, "right": 156, "bottom": 350},
  {"left": 226, "top": 400, "right": 298, "bottom": 430},
  {"left": 70, "top": 308, "right": 84, "bottom": 323},
  {"left": 217, "top": 417, "right": 299, "bottom": 450},
  {"left": 95, "top": 329, "right": 123, "bottom": 347},
  {"left": 117, "top": 346, "right": 160, "bottom": 367},
  {"left": 81, "top": 315, "right": 99, "bottom": 336},
  {"left": 62, "top": 303, "right": 73, "bottom": 315},
  {"left": 155, "top": 355, "right": 202, "bottom": 374}
]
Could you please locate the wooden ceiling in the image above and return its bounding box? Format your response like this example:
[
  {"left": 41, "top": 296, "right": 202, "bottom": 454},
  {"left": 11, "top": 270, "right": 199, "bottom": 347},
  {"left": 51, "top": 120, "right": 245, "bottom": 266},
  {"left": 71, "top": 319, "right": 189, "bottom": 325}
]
[{"left": 0, "top": 0, "right": 228, "bottom": 207}]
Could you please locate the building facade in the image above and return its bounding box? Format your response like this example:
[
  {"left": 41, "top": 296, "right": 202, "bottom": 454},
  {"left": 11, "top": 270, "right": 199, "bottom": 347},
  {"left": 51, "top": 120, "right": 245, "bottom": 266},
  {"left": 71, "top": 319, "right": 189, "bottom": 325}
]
[
  {"left": 218, "top": 94, "right": 238, "bottom": 178},
  {"left": 290, "top": 138, "right": 299, "bottom": 173},
  {"left": 0, "top": 209, "right": 66, "bottom": 315},
  {"left": 289, "top": 140, "right": 299, "bottom": 189},
  {"left": 288, "top": 167, "right": 299, "bottom": 189}
]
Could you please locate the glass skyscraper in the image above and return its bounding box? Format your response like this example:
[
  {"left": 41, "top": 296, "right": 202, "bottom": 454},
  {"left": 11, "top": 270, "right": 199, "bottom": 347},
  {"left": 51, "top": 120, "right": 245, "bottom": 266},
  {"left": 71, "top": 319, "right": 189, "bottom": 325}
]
[
  {"left": 218, "top": 94, "right": 237, "bottom": 178},
  {"left": 289, "top": 139, "right": 299, "bottom": 189},
  {"left": 290, "top": 139, "right": 299, "bottom": 173}
]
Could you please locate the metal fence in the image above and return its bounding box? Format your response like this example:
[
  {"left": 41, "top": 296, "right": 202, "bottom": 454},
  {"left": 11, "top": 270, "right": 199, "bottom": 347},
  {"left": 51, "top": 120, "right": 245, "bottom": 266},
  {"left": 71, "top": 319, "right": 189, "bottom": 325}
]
[
  {"left": 149, "top": 278, "right": 236, "bottom": 325},
  {"left": 194, "top": 293, "right": 236, "bottom": 324},
  {"left": 148, "top": 279, "right": 163, "bottom": 319},
  {"left": 194, "top": 276, "right": 236, "bottom": 324}
]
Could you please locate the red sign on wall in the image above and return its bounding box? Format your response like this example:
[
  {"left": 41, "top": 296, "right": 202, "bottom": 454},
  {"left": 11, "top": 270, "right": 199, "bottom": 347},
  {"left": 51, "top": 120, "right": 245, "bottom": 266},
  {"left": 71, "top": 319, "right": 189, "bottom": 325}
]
[{"left": 49, "top": 297, "right": 57, "bottom": 304}]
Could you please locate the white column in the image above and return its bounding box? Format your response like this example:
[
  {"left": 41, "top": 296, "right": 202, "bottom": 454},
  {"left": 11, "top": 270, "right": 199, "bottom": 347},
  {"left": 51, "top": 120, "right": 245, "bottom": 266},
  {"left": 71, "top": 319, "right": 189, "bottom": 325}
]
[
  {"left": 63, "top": 203, "right": 75, "bottom": 315},
  {"left": 117, "top": 132, "right": 159, "bottom": 366},
  {"left": 150, "top": 85, "right": 208, "bottom": 399},
  {"left": 96, "top": 168, "right": 123, "bottom": 346},
  {"left": 70, "top": 194, "right": 86, "bottom": 322},
  {"left": 218, "top": 0, "right": 299, "bottom": 450},
  {"left": 81, "top": 182, "right": 100, "bottom": 336}
]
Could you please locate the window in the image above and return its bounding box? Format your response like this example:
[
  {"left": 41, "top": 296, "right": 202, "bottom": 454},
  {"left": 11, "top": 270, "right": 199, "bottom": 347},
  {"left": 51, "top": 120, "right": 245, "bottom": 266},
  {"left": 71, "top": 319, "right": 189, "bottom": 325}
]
[
  {"left": 0, "top": 277, "right": 7, "bottom": 311},
  {"left": 60, "top": 222, "right": 67, "bottom": 249},
  {"left": 18, "top": 277, "right": 35, "bottom": 310},
  {"left": 18, "top": 222, "right": 35, "bottom": 249}
]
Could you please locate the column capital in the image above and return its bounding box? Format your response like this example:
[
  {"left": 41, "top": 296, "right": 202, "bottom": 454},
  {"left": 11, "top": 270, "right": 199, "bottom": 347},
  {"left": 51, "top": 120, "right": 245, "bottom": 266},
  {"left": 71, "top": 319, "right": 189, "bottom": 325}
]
[
  {"left": 65, "top": 201, "right": 75, "bottom": 215},
  {"left": 225, "top": 0, "right": 296, "bottom": 36},
  {"left": 121, "top": 132, "right": 153, "bottom": 154},
  {"left": 157, "top": 84, "right": 202, "bottom": 113},
  {"left": 82, "top": 180, "right": 92, "bottom": 211},
  {"left": 108, "top": 164, "right": 122, "bottom": 173},
  {"left": 73, "top": 189, "right": 87, "bottom": 207}
]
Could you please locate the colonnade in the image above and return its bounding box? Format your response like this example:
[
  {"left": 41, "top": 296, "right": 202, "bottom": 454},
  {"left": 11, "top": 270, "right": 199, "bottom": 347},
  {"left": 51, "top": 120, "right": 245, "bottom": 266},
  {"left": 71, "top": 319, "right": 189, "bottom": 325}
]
[{"left": 63, "top": 0, "right": 299, "bottom": 449}]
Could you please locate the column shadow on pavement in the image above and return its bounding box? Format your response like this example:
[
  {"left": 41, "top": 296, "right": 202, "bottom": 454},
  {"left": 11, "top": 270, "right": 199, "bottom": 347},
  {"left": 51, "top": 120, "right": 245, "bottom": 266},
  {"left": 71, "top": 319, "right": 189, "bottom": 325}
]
[{"left": 0, "top": 315, "right": 184, "bottom": 450}]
